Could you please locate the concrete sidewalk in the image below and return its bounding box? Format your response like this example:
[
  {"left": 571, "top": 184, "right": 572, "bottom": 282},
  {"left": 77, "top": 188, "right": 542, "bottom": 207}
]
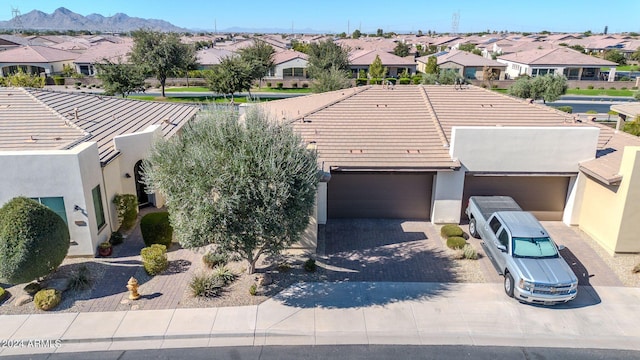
[{"left": 1, "top": 282, "right": 639, "bottom": 356}]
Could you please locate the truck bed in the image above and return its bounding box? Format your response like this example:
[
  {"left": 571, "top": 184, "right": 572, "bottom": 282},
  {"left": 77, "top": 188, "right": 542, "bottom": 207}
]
[{"left": 468, "top": 196, "right": 522, "bottom": 221}]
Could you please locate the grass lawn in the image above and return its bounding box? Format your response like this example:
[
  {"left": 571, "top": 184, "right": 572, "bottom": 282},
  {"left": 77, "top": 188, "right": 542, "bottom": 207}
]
[
  {"left": 163, "top": 86, "right": 313, "bottom": 94},
  {"left": 164, "top": 87, "right": 210, "bottom": 92},
  {"left": 566, "top": 88, "right": 636, "bottom": 96},
  {"left": 601, "top": 65, "right": 639, "bottom": 71}
]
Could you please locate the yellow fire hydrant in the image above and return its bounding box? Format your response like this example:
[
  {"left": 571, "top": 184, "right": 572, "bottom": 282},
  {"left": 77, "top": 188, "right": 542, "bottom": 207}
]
[{"left": 126, "top": 277, "right": 141, "bottom": 300}]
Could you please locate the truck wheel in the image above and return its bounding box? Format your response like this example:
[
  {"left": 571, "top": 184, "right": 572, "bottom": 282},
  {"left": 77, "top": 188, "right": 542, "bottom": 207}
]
[
  {"left": 469, "top": 218, "right": 480, "bottom": 239},
  {"left": 504, "top": 272, "right": 515, "bottom": 298}
]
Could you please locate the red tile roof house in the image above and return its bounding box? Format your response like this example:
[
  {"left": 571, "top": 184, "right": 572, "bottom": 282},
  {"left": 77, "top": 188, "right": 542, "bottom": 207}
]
[
  {"left": 260, "top": 84, "right": 640, "bottom": 255},
  {"left": 0, "top": 88, "right": 199, "bottom": 256},
  {"left": 416, "top": 49, "right": 507, "bottom": 80},
  {"left": 349, "top": 49, "right": 417, "bottom": 78},
  {"left": 497, "top": 47, "right": 619, "bottom": 80},
  {"left": 0, "top": 45, "right": 80, "bottom": 77}
]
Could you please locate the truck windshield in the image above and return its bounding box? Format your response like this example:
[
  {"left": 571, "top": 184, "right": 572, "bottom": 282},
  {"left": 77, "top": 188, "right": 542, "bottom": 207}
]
[{"left": 512, "top": 237, "right": 558, "bottom": 258}]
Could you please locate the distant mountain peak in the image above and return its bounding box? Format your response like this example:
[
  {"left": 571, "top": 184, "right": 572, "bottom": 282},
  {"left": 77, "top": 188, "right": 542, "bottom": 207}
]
[{"left": 0, "top": 7, "right": 187, "bottom": 33}]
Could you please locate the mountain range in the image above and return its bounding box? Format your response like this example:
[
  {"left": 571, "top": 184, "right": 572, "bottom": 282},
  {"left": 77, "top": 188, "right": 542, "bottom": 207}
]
[{"left": 0, "top": 7, "right": 187, "bottom": 33}]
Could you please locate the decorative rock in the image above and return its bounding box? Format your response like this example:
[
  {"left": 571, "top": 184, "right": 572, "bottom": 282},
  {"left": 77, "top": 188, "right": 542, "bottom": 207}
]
[
  {"left": 14, "top": 294, "right": 33, "bottom": 306},
  {"left": 256, "top": 273, "right": 272, "bottom": 287},
  {"left": 44, "top": 278, "right": 70, "bottom": 293}
]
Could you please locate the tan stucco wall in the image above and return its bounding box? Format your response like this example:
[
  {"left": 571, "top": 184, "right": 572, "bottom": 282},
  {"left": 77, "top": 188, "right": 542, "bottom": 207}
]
[{"left": 579, "top": 146, "right": 640, "bottom": 254}]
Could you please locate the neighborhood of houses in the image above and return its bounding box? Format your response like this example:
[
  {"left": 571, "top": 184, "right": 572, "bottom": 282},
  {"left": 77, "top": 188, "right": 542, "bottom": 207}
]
[{"left": 0, "top": 30, "right": 639, "bottom": 262}]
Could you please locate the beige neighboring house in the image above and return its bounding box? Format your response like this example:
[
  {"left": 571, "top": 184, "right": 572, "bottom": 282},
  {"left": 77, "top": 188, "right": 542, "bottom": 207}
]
[
  {"left": 260, "top": 85, "right": 640, "bottom": 255},
  {"left": 73, "top": 40, "right": 134, "bottom": 76},
  {"left": 349, "top": 49, "right": 417, "bottom": 78},
  {"left": 0, "top": 88, "right": 199, "bottom": 256},
  {"left": 0, "top": 45, "right": 80, "bottom": 77},
  {"left": 265, "top": 49, "right": 309, "bottom": 81},
  {"left": 497, "top": 47, "right": 618, "bottom": 80},
  {"left": 417, "top": 49, "right": 507, "bottom": 80},
  {"left": 195, "top": 47, "right": 234, "bottom": 70}
]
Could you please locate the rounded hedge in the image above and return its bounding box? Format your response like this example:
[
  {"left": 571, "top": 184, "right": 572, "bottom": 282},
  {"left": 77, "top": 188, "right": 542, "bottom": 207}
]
[
  {"left": 440, "top": 224, "right": 464, "bottom": 238},
  {"left": 0, "top": 287, "right": 6, "bottom": 302},
  {"left": 140, "top": 212, "right": 173, "bottom": 247},
  {"left": 34, "top": 288, "right": 61, "bottom": 311},
  {"left": 447, "top": 236, "right": 467, "bottom": 250},
  {"left": 141, "top": 244, "right": 168, "bottom": 275},
  {"left": 0, "top": 197, "right": 70, "bottom": 284}
]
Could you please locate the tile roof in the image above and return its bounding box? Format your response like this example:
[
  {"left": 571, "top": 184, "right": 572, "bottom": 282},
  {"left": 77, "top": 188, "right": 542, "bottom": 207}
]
[
  {"left": 349, "top": 49, "right": 416, "bottom": 66},
  {"left": 0, "top": 45, "right": 80, "bottom": 63},
  {"left": 260, "top": 85, "right": 637, "bottom": 182},
  {"left": 436, "top": 49, "right": 506, "bottom": 67},
  {"left": 272, "top": 49, "right": 308, "bottom": 65},
  {"left": 498, "top": 47, "right": 618, "bottom": 66},
  {"left": 0, "top": 88, "right": 200, "bottom": 164},
  {"left": 196, "top": 47, "right": 234, "bottom": 66}
]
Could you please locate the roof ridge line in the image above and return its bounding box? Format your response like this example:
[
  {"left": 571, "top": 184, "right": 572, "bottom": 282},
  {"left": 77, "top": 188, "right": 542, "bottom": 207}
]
[
  {"left": 419, "top": 85, "right": 449, "bottom": 148},
  {"left": 286, "top": 86, "right": 372, "bottom": 125}
]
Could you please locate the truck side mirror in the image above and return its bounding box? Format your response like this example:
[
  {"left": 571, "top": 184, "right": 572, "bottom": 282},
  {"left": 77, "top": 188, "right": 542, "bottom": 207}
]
[
  {"left": 497, "top": 244, "right": 507, "bottom": 252},
  {"left": 557, "top": 245, "right": 565, "bottom": 251}
]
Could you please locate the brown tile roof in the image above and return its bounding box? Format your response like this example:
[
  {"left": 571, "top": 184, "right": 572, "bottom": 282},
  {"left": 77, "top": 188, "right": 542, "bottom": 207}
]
[
  {"left": 272, "top": 49, "right": 308, "bottom": 65},
  {"left": 260, "top": 85, "right": 637, "bottom": 182},
  {"left": 0, "top": 45, "right": 80, "bottom": 63},
  {"left": 579, "top": 131, "right": 640, "bottom": 185},
  {"left": 498, "top": 47, "right": 618, "bottom": 66},
  {"left": 436, "top": 49, "right": 506, "bottom": 67},
  {"left": 196, "top": 48, "right": 234, "bottom": 66},
  {"left": 349, "top": 49, "right": 416, "bottom": 66},
  {"left": 74, "top": 41, "right": 133, "bottom": 63},
  {"left": 0, "top": 88, "right": 200, "bottom": 164}
]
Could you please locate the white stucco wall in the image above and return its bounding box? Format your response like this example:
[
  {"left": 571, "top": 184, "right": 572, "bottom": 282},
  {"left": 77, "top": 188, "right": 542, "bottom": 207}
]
[
  {"left": 101, "top": 156, "right": 123, "bottom": 231},
  {"left": 113, "top": 125, "right": 162, "bottom": 206},
  {"left": 449, "top": 126, "right": 600, "bottom": 173},
  {"left": 0, "top": 142, "right": 107, "bottom": 256},
  {"left": 268, "top": 57, "right": 308, "bottom": 79}
]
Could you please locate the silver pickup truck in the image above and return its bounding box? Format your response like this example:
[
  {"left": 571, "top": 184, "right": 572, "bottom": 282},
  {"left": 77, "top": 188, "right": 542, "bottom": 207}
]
[{"left": 465, "top": 196, "right": 578, "bottom": 305}]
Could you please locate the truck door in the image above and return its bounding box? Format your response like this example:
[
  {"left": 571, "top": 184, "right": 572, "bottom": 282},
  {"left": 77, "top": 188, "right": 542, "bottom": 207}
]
[
  {"left": 484, "top": 216, "right": 504, "bottom": 260},
  {"left": 495, "top": 228, "right": 510, "bottom": 271}
]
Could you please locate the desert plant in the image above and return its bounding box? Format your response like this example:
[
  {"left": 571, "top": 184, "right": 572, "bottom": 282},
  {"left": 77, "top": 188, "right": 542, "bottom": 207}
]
[
  {"left": 211, "top": 265, "right": 236, "bottom": 285},
  {"left": 277, "top": 262, "right": 292, "bottom": 272},
  {"left": 112, "top": 194, "right": 138, "bottom": 231},
  {"left": 140, "top": 212, "right": 173, "bottom": 247},
  {"left": 23, "top": 282, "right": 42, "bottom": 296},
  {"left": 141, "top": 244, "right": 168, "bottom": 276},
  {"left": 249, "top": 283, "right": 257, "bottom": 296},
  {"left": 0, "top": 287, "right": 6, "bottom": 302},
  {"left": 53, "top": 76, "right": 65, "bottom": 85},
  {"left": 462, "top": 244, "right": 478, "bottom": 260},
  {"left": 440, "top": 224, "right": 464, "bottom": 238},
  {"left": 189, "top": 272, "right": 224, "bottom": 297},
  {"left": 587, "top": 85, "right": 594, "bottom": 89},
  {"left": 447, "top": 236, "right": 467, "bottom": 250},
  {"left": 266, "top": 82, "right": 272, "bottom": 88},
  {"left": 110, "top": 231, "right": 124, "bottom": 246},
  {"left": 67, "top": 264, "right": 93, "bottom": 291},
  {"left": 304, "top": 258, "right": 317, "bottom": 272},
  {"left": 302, "top": 83, "right": 309, "bottom": 88},
  {"left": 0, "top": 197, "right": 70, "bottom": 284},
  {"left": 202, "top": 251, "right": 228, "bottom": 269},
  {"left": 34, "top": 288, "right": 61, "bottom": 310},
  {"left": 276, "top": 82, "right": 283, "bottom": 89}
]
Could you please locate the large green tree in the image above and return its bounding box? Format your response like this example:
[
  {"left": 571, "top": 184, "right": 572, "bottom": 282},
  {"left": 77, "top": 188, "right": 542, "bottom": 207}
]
[
  {"left": 96, "top": 59, "right": 146, "bottom": 98},
  {"left": 204, "top": 56, "right": 253, "bottom": 101},
  {"left": 306, "top": 39, "right": 350, "bottom": 79},
  {"left": 368, "top": 55, "right": 387, "bottom": 79},
  {"left": 238, "top": 39, "right": 275, "bottom": 88},
  {"left": 0, "top": 197, "right": 70, "bottom": 284},
  {"left": 129, "top": 29, "right": 196, "bottom": 97},
  {"left": 603, "top": 49, "right": 626, "bottom": 65},
  {"left": 143, "top": 108, "right": 318, "bottom": 274},
  {"left": 393, "top": 41, "right": 411, "bottom": 57},
  {"left": 424, "top": 56, "right": 439, "bottom": 74},
  {"left": 310, "top": 66, "right": 351, "bottom": 93}
]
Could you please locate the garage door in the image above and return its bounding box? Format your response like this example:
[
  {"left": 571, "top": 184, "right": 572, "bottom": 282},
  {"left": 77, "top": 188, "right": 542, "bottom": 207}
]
[
  {"left": 462, "top": 175, "right": 570, "bottom": 221},
  {"left": 328, "top": 172, "right": 433, "bottom": 219}
]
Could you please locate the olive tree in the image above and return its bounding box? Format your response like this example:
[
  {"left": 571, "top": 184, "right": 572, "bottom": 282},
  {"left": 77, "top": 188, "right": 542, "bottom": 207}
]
[
  {"left": 0, "top": 197, "right": 70, "bottom": 284},
  {"left": 204, "top": 56, "right": 253, "bottom": 101},
  {"left": 508, "top": 74, "right": 567, "bottom": 103},
  {"left": 143, "top": 107, "right": 318, "bottom": 274},
  {"left": 96, "top": 58, "right": 146, "bottom": 98}
]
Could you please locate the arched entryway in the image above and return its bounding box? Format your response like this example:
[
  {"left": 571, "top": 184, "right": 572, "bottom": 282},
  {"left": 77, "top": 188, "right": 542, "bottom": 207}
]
[{"left": 134, "top": 160, "right": 150, "bottom": 207}]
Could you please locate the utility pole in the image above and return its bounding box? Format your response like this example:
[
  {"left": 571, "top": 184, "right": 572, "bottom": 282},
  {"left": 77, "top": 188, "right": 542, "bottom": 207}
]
[
  {"left": 451, "top": 11, "right": 460, "bottom": 35},
  {"left": 11, "top": 7, "right": 24, "bottom": 34}
]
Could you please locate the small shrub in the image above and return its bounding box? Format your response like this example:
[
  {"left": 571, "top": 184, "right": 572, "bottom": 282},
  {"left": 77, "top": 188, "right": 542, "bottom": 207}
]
[
  {"left": 303, "top": 258, "right": 317, "bottom": 272},
  {"left": 621, "top": 87, "right": 627, "bottom": 90},
  {"left": 189, "top": 272, "right": 223, "bottom": 298},
  {"left": 53, "top": 76, "right": 65, "bottom": 85},
  {"left": 440, "top": 224, "right": 464, "bottom": 238},
  {"left": 141, "top": 244, "right": 168, "bottom": 276},
  {"left": 67, "top": 264, "right": 93, "bottom": 291},
  {"left": 276, "top": 82, "right": 283, "bottom": 89},
  {"left": 34, "top": 288, "right": 61, "bottom": 310},
  {"left": 369, "top": 78, "right": 382, "bottom": 85},
  {"left": 140, "top": 212, "right": 173, "bottom": 247},
  {"left": 398, "top": 78, "right": 411, "bottom": 85},
  {"left": 586, "top": 110, "right": 598, "bottom": 114},
  {"left": 587, "top": 85, "right": 594, "bottom": 89},
  {"left": 277, "top": 262, "right": 292, "bottom": 272},
  {"left": 202, "top": 251, "right": 228, "bottom": 269},
  {"left": 112, "top": 194, "right": 138, "bottom": 231},
  {"left": 385, "top": 78, "right": 396, "bottom": 85},
  {"left": 23, "top": 282, "right": 42, "bottom": 296},
  {"left": 0, "top": 287, "right": 6, "bottom": 301},
  {"left": 292, "top": 82, "right": 298, "bottom": 88},
  {"left": 302, "top": 83, "right": 309, "bottom": 88},
  {"left": 249, "top": 283, "right": 257, "bottom": 296},
  {"left": 211, "top": 265, "right": 236, "bottom": 284},
  {"left": 633, "top": 263, "right": 640, "bottom": 273},
  {"left": 462, "top": 244, "right": 478, "bottom": 260},
  {"left": 609, "top": 87, "right": 616, "bottom": 90},
  {"left": 110, "top": 231, "right": 124, "bottom": 245},
  {"left": 75, "top": 81, "right": 82, "bottom": 87},
  {"left": 575, "top": 86, "right": 580, "bottom": 90},
  {"left": 412, "top": 75, "right": 422, "bottom": 84},
  {"left": 632, "top": 86, "right": 638, "bottom": 90},
  {"left": 599, "top": 87, "right": 605, "bottom": 90},
  {"left": 554, "top": 106, "right": 573, "bottom": 113},
  {"left": 447, "top": 236, "right": 467, "bottom": 250},
  {"left": 266, "top": 82, "right": 272, "bottom": 88},
  {"left": 356, "top": 78, "right": 367, "bottom": 86},
  {"left": 450, "top": 249, "right": 465, "bottom": 260}
]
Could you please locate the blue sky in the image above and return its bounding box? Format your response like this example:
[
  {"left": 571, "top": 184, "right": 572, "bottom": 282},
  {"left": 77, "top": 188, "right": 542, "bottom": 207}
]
[{"left": 4, "top": 1, "right": 640, "bottom": 33}]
